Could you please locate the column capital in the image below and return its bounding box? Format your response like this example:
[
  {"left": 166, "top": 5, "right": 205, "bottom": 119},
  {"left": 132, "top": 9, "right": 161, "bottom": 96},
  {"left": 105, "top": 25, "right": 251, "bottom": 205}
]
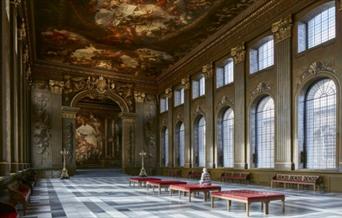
[
  {"left": 165, "top": 88, "right": 172, "bottom": 98},
  {"left": 272, "top": 16, "right": 292, "bottom": 43},
  {"left": 231, "top": 44, "right": 246, "bottom": 64},
  {"left": 202, "top": 63, "right": 214, "bottom": 79},
  {"left": 134, "top": 91, "right": 146, "bottom": 103},
  {"left": 49, "top": 80, "right": 64, "bottom": 95},
  {"left": 61, "top": 106, "right": 79, "bottom": 119},
  {"left": 181, "top": 77, "right": 190, "bottom": 90}
]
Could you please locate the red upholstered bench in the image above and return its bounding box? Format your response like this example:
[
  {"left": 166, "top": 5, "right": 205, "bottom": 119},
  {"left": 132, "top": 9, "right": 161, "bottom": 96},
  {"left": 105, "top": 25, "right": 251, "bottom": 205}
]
[
  {"left": 7, "top": 182, "right": 31, "bottom": 214},
  {"left": 146, "top": 180, "right": 187, "bottom": 194},
  {"left": 0, "top": 202, "right": 17, "bottom": 218},
  {"left": 170, "top": 184, "right": 221, "bottom": 202},
  {"left": 271, "top": 174, "right": 321, "bottom": 191},
  {"left": 128, "top": 177, "right": 161, "bottom": 187},
  {"left": 221, "top": 172, "right": 250, "bottom": 184},
  {"left": 211, "top": 190, "right": 285, "bottom": 216}
]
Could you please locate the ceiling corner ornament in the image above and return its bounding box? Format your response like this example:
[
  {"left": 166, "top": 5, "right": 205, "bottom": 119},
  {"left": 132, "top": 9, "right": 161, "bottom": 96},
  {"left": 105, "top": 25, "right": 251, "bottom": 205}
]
[
  {"left": 251, "top": 82, "right": 271, "bottom": 99},
  {"left": 272, "top": 17, "right": 292, "bottom": 43},
  {"left": 134, "top": 91, "right": 146, "bottom": 103},
  {"left": 181, "top": 77, "right": 190, "bottom": 90},
  {"left": 217, "top": 96, "right": 234, "bottom": 109},
  {"left": 165, "top": 88, "right": 172, "bottom": 98},
  {"left": 49, "top": 80, "right": 64, "bottom": 95},
  {"left": 297, "top": 61, "right": 336, "bottom": 87},
  {"left": 231, "top": 45, "right": 246, "bottom": 64},
  {"left": 202, "top": 63, "right": 214, "bottom": 79}
]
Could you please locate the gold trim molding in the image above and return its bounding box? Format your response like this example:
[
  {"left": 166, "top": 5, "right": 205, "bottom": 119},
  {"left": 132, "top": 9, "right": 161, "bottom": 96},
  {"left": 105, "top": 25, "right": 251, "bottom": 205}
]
[{"left": 272, "top": 17, "right": 292, "bottom": 43}]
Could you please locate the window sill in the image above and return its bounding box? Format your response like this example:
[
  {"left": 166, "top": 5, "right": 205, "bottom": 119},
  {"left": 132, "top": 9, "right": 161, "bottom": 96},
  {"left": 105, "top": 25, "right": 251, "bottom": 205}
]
[
  {"left": 160, "top": 111, "right": 168, "bottom": 115},
  {"left": 174, "top": 103, "right": 184, "bottom": 109},
  {"left": 248, "top": 65, "right": 274, "bottom": 77},
  {"left": 192, "top": 95, "right": 205, "bottom": 101},
  {"left": 295, "top": 38, "right": 335, "bottom": 58},
  {"left": 216, "top": 82, "right": 234, "bottom": 91}
]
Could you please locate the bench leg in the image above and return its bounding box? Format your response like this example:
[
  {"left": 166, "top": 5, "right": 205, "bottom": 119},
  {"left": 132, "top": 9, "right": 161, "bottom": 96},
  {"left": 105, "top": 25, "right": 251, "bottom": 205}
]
[
  {"left": 246, "top": 202, "right": 250, "bottom": 217},
  {"left": 227, "top": 200, "right": 231, "bottom": 211},
  {"left": 264, "top": 201, "right": 269, "bottom": 215},
  {"left": 282, "top": 199, "right": 285, "bottom": 213},
  {"left": 261, "top": 202, "right": 264, "bottom": 211},
  {"left": 211, "top": 196, "right": 215, "bottom": 208},
  {"left": 189, "top": 191, "right": 192, "bottom": 202},
  {"left": 159, "top": 186, "right": 161, "bottom": 195}
]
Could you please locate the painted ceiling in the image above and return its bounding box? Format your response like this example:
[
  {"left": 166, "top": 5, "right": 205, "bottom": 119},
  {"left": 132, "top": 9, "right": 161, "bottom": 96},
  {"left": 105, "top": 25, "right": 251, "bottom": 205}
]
[{"left": 33, "top": 0, "right": 253, "bottom": 78}]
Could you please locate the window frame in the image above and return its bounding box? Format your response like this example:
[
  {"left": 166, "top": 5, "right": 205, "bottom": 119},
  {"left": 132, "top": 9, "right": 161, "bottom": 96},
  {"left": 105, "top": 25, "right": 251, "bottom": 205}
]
[
  {"left": 175, "top": 122, "right": 185, "bottom": 167},
  {"left": 249, "top": 36, "right": 274, "bottom": 75},
  {"left": 160, "top": 96, "right": 168, "bottom": 113},
  {"left": 219, "top": 108, "right": 234, "bottom": 168},
  {"left": 194, "top": 116, "right": 206, "bottom": 167},
  {"left": 216, "top": 58, "right": 234, "bottom": 88},
  {"left": 174, "top": 87, "right": 185, "bottom": 107},
  {"left": 192, "top": 75, "right": 206, "bottom": 99}
]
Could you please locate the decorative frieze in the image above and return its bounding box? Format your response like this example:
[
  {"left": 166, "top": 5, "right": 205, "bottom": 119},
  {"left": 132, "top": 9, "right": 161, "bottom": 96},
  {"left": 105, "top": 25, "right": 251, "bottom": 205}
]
[
  {"left": 250, "top": 82, "right": 271, "bottom": 99},
  {"left": 134, "top": 91, "right": 146, "bottom": 103},
  {"left": 297, "top": 61, "right": 336, "bottom": 88},
  {"left": 217, "top": 96, "right": 234, "bottom": 109},
  {"left": 231, "top": 45, "right": 246, "bottom": 64},
  {"left": 202, "top": 63, "right": 213, "bottom": 79},
  {"left": 272, "top": 17, "right": 292, "bottom": 43},
  {"left": 181, "top": 77, "right": 190, "bottom": 90}
]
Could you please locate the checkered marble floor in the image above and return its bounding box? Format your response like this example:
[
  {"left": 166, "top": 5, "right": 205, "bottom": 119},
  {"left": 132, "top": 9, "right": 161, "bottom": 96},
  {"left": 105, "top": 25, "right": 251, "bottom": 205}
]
[{"left": 21, "top": 169, "right": 342, "bottom": 218}]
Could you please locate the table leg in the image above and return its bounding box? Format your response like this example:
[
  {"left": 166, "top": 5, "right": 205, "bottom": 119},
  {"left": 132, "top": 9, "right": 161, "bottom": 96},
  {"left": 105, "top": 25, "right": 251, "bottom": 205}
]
[
  {"left": 211, "top": 196, "right": 215, "bottom": 208},
  {"left": 246, "top": 202, "right": 250, "bottom": 217}
]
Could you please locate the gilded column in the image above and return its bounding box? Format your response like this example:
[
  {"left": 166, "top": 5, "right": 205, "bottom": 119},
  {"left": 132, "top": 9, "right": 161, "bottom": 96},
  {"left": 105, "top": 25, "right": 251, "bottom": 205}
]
[
  {"left": 182, "top": 77, "right": 191, "bottom": 168},
  {"left": 61, "top": 106, "right": 79, "bottom": 176},
  {"left": 202, "top": 63, "right": 214, "bottom": 168},
  {"left": 272, "top": 17, "right": 293, "bottom": 170},
  {"left": 231, "top": 45, "right": 247, "bottom": 169}
]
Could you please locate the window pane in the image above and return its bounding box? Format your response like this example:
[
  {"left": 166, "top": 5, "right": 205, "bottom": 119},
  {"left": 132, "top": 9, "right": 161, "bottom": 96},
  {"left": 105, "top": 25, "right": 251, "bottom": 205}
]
[
  {"left": 216, "top": 67, "right": 224, "bottom": 88},
  {"left": 222, "top": 109, "right": 234, "bottom": 167},
  {"left": 308, "top": 6, "right": 336, "bottom": 49},
  {"left": 177, "top": 123, "right": 185, "bottom": 167},
  {"left": 192, "top": 80, "right": 199, "bottom": 99},
  {"left": 224, "top": 60, "right": 234, "bottom": 84},
  {"left": 249, "top": 49, "right": 258, "bottom": 74},
  {"left": 298, "top": 22, "right": 307, "bottom": 52},
  {"left": 162, "top": 128, "right": 169, "bottom": 166},
  {"left": 255, "top": 96, "right": 275, "bottom": 168},
  {"left": 197, "top": 117, "right": 206, "bottom": 167},
  {"left": 199, "top": 77, "right": 205, "bottom": 96},
  {"left": 258, "top": 39, "right": 274, "bottom": 71},
  {"left": 305, "top": 79, "right": 336, "bottom": 169}
]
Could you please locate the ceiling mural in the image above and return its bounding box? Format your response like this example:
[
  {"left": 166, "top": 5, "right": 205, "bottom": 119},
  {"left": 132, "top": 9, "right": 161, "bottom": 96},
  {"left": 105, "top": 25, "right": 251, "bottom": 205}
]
[{"left": 33, "top": 0, "right": 254, "bottom": 78}]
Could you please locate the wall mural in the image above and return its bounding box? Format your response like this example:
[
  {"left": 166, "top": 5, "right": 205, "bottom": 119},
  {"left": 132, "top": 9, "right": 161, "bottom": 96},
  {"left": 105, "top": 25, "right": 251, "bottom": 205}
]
[
  {"left": 75, "top": 112, "right": 104, "bottom": 164},
  {"left": 33, "top": 0, "right": 254, "bottom": 78}
]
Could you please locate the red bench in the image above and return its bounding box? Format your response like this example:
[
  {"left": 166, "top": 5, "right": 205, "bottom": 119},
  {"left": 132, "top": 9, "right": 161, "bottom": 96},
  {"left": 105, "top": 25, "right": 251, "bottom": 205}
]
[
  {"left": 0, "top": 202, "right": 17, "bottom": 218},
  {"left": 271, "top": 174, "right": 321, "bottom": 191},
  {"left": 211, "top": 190, "right": 285, "bottom": 216},
  {"left": 146, "top": 180, "right": 187, "bottom": 194},
  {"left": 170, "top": 184, "right": 221, "bottom": 202},
  {"left": 128, "top": 177, "right": 161, "bottom": 187},
  {"left": 7, "top": 181, "right": 31, "bottom": 214},
  {"left": 221, "top": 172, "right": 250, "bottom": 184}
]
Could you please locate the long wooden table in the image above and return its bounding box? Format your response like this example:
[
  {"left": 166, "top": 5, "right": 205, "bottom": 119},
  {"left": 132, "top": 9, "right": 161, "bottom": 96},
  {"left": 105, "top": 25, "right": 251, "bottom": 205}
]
[
  {"left": 146, "top": 180, "right": 187, "bottom": 194},
  {"left": 128, "top": 177, "right": 161, "bottom": 187},
  {"left": 169, "top": 184, "right": 221, "bottom": 202},
  {"left": 211, "top": 190, "right": 285, "bottom": 216}
]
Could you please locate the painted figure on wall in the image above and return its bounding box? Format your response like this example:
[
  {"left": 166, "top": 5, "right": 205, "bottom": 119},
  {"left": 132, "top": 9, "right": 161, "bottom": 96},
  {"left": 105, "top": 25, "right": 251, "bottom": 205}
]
[{"left": 75, "top": 112, "right": 104, "bottom": 164}]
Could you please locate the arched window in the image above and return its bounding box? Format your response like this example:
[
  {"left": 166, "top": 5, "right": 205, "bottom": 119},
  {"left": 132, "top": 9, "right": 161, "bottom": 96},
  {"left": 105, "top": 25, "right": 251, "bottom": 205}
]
[
  {"left": 253, "top": 96, "right": 275, "bottom": 168},
  {"left": 194, "top": 116, "right": 206, "bottom": 167},
  {"left": 304, "top": 79, "right": 336, "bottom": 169},
  {"left": 176, "top": 122, "right": 185, "bottom": 167},
  {"left": 222, "top": 109, "right": 234, "bottom": 167},
  {"left": 162, "top": 128, "right": 169, "bottom": 166}
]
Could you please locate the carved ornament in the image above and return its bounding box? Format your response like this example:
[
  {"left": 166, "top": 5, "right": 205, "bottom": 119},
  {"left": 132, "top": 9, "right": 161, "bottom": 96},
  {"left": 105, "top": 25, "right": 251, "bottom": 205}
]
[
  {"left": 297, "top": 61, "right": 336, "bottom": 87},
  {"left": 18, "top": 19, "right": 26, "bottom": 41},
  {"left": 10, "top": 0, "right": 21, "bottom": 7},
  {"left": 165, "top": 88, "right": 172, "bottom": 98},
  {"left": 217, "top": 96, "right": 234, "bottom": 109},
  {"left": 202, "top": 63, "right": 213, "bottom": 79},
  {"left": 134, "top": 91, "right": 146, "bottom": 103},
  {"left": 181, "top": 77, "right": 190, "bottom": 90},
  {"left": 272, "top": 17, "right": 292, "bottom": 43},
  {"left": 251, "top": 82, "right": 271, "bottom": 99},
  {"left": 176, "top": 113, "right": 183, "bottom": 121},
  {"left": 49, "top": 80, "right": 64, "bottom": 95},
  {"left": 231, "top": 45, "right": 246, "bottom": 64},
  {"left": 194, "top": 105, "right": 205, "bottom": 117}
]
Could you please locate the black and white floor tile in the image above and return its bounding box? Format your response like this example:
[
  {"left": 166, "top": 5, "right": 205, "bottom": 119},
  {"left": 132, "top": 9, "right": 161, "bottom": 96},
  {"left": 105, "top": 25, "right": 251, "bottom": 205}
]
[{"left": 21, "top": 169, "right": 342, "bottom": 218}]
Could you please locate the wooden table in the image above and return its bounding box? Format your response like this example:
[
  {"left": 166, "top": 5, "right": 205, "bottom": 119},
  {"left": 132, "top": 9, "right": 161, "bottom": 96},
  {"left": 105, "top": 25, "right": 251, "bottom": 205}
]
[
  {"left": 128, "top": 177, "right": 161, "bottom": 187},
  {"left": 211, "top": 190, "right": 285, "bottom": 216},
  {"left": 146, "top": 180, "right": 187, "bottom": 195},
  {"left": 169, "top": 184, "right": 221, "bottom": 202}
]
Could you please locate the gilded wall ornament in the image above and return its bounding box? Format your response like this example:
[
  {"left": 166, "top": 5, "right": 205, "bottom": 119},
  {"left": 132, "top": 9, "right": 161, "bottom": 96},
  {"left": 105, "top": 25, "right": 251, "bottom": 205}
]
[
  {"left": 251, "top": 82, "right": 271, "bottom": 99},
  {"left": 181, "top": 77, "right": 190, "bottom": 90},
  {"left": 18, "top": 19, "right": 26, "bottom": 41},
  {"left": 49, "top": 80, "right": 64, "bottom": 95},
  {"left": 297, "top": 61, "right": 336, "bottom": 88},
  {"left": 217, "top": 96, "right": 234, "bottom": 109},
  {"left": 272, "top": 17, "right": 292, "bottom": 43},
  {"left": 134, "top": 91, "right": 146, "bottom": 103},
  {"left": 202, "top": 63, "right": 213, "bottom": 78},
  {"left": 231, "top": 45, "right": 246, "bottom": 64},
  {"left": 10, "top": 0, "right": 21, "bottom": 7},
  {"left": 165, "top": 88, "right": 172, "bottom": 98},
  {"left": 194, "top": 105, "right": 205, "bottom": 117}
]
